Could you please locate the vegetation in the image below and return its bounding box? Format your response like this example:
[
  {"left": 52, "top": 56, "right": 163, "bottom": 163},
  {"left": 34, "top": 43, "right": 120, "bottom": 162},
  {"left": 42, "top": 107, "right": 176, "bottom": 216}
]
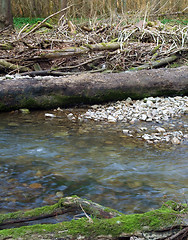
[
  {"left": 11, "top": 0, "right": 188, "bottom": 18},
  {"left": 0, "top": 197, "right": 187, "bottom": 240},
  {"left": 13, "top": 17, "right": 45, "bottom": 29}
]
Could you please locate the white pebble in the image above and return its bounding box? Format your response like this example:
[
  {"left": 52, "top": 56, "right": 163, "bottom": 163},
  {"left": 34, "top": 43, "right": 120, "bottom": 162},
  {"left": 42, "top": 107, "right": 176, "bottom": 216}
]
[
  {"left": 45, "top": 113, "right": 56, "bottom": 118},
  {"left": 171, "top": 137, "right": 181, "bottom": 145},
  {"left": 156, "top": 127, "right": 166, "bottom": 133}
]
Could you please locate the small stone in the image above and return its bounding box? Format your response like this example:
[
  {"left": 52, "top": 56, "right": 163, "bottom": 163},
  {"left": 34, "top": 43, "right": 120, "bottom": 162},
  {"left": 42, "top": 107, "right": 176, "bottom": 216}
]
[
  {"left": 29, "top": 183, "right": 42, "bottom": 189},
  {"left": 125, "top": 97, "right": 132, "bottom": 104},
  {"left": 140, "top": 127, "right": 147, "bottom": 131},
  {"left": 146, "top": 118, "right": 153, "bottom": 122},
  {"left": 146, "top": 100, "right": 153, "bottom": 107},
  {"left": 140, "top": 114, "right": 147, "bottom": 121},
  {"left": 45, "top": 113, "right": 56, "bottom": 118},
  {"left": 56, "top": 191, "right": 64, "bottom": 198},
  {"left": 19, "top": 108, "right": 30, "bottom": 114},
  {"left": 171, "top": 137, "right": 181, "bottom": 145},
  {"left": 122, "top": 129, "right": 129, "bottom": 134},
  {"left": 130, "top": 118, "right": 137, "bottom": 124},
  {"left": 108, "top": 115, "right": 116, "bottom": 122},
  {"left": 142, "top": 134, "right": 151, "bottom": 140},
  {"left": 184, "top": 134, "right": 188, "bottom": 139},
  {"left": 156, "top": 127, "right": 166, "bottom": 133},
  {"left": 91, "top": 105, "right": 99, "bottom": 109},
  {"left": 67, "top": 113, "right": 76, "bottom": 120}
]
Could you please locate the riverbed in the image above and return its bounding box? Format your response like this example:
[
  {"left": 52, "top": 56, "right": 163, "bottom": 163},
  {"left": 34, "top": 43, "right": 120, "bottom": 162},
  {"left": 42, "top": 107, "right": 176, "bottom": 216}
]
[{"left": 0, "top": 98, "right": 187, "bottom": 215}]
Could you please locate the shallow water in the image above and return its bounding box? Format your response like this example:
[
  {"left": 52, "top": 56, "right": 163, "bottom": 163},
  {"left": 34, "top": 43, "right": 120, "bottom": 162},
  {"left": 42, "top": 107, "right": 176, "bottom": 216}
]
[{"left": 0, "top": 109, "right": 187, "bottom": 214}]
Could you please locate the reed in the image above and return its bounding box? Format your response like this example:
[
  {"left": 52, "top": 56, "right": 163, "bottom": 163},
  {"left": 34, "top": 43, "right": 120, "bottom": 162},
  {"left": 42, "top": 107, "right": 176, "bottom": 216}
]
[{"left": 11, "top": 0, "right": 188, "bottom": 18}]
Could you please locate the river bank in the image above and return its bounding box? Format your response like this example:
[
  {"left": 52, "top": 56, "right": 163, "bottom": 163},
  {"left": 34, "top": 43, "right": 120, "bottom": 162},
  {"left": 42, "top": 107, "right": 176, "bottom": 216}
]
[{"left": 56, "top": 95, "right": 188, "bottom": 146}]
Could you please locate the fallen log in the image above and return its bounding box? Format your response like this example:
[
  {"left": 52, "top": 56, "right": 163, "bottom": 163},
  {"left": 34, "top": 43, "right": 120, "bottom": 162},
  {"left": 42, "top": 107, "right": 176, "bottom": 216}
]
[
  {"left": 0, "top": 66, "right": 187, "bottom": 112},
  {"left": 0, "top": 196, "right": 187, "bottom": 240},
  {"left": 0, "top": 59, "right": 31, "bottom": 73},
  {"left": 34, "top": 42, "right": 122, "bottom": 60}
]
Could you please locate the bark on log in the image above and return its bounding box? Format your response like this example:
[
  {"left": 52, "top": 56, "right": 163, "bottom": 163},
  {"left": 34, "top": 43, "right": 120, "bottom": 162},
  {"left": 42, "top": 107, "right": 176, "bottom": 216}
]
[{"left": 0, "top": 66, "right": 187, "bottom": 111}]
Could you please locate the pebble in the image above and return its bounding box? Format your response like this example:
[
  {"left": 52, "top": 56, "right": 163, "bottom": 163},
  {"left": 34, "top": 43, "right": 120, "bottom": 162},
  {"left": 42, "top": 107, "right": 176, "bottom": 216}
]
[
  {"left": 171, "top": 137, "right": 181, "bottom": 145},
  {"left": 78, "top": 96, "right": 188, "bottom": 124},
  {"left": 108, "top": 115, "right": 117, "bottom": 122},
  {"left": 156, "top": 127, "right": 166, "bottom": 133},
  {"left": 45, "top": 113, "right": 56, "bottom": 118},
  {"left": 122, "top": 129, "right": 129, "bottom": 134},
  {"left": 66, "top": 96, "right": 188, "bottom": 145}
]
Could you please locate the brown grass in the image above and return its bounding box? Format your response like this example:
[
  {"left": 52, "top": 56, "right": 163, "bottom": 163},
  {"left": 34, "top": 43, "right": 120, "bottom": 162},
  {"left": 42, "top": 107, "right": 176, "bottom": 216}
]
[{"left": 11, "top": 0, "right": 188, "bottom": 18}]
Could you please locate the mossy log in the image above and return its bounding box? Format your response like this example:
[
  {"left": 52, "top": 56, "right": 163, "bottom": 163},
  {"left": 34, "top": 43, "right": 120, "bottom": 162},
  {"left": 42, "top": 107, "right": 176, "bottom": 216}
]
[
  {"left": 0, "top": 196, "right": 119, "bottom": 228},
  {"left": 0, "top": 196, "right": 187, "bottom": 240},
  {"left": 0, "top": 66, "right": 187, "bottom": 112},
  {"left": 0, "top": 59, "right": 31, "bottom": 73}
]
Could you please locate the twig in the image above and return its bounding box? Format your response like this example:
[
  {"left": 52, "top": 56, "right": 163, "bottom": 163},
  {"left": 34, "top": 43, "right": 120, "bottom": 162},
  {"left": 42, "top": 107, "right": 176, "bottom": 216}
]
[
  {"left": 18, "top": 4, "right": 74, "bottom": 40},
  {"left": 17, "top": 24, "right": 30, "bottom": 39},
  {"left": 168, "top": 226, "right": 188, "bottom": 240},
  {"left": 80, "top": 204, "right": 93, "bottom": 223},
  {"left": 57, "top": 55, "right": 105, "bottom": 70}
]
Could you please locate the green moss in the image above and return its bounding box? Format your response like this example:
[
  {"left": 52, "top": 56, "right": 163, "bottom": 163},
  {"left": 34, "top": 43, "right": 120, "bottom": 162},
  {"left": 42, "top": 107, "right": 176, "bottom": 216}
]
[
  {"left": 0, "top": 201, "right": 187, "bottom": 239},
  {"left": 0, "top": 203, "right": 60, "bottom": 225}
]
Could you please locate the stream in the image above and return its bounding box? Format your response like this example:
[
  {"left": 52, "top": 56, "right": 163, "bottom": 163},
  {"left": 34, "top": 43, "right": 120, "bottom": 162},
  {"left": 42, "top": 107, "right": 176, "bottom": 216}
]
[{"left": 0, "top": 109, "right": 187, "bottom": 215}]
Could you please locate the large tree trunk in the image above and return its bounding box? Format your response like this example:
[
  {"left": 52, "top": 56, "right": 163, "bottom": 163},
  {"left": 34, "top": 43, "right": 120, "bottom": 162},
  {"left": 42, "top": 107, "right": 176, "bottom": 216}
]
[
  {"left": 0, "top": 0, "right": 13, "bottom": 29},
  {"left": 0, "top": 67, "right": 187, "bottom": 112}
]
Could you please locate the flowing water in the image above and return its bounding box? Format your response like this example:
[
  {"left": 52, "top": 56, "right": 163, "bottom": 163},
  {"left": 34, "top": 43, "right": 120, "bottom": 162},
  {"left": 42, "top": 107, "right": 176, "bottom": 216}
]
[{"left": 0, "top": 109, "right": 187, "bottom": 215}]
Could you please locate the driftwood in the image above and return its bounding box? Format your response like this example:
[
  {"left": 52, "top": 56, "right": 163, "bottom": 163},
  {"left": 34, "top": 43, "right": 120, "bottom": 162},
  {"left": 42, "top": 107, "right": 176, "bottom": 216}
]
[
  {"left": 0, "top": 196, "right": 187, "bottom": 240},
  {"left": 0, "top": 66, "right": 187, "bottom": 112}
]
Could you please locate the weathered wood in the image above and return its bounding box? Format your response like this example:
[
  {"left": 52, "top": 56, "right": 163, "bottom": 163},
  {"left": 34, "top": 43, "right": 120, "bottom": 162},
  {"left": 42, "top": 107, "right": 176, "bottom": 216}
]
[
  {"left": 0, "top": 59, "right": 31, "bottom": 73},
  {"left": 130, "top": 55, "right": 179, "bottom": 70},
  {"left": 35, "top": 42, "right": 122, "bottom": 60},
  {"left": 0, "top": 67, "right": 187, "bottom": 111}
]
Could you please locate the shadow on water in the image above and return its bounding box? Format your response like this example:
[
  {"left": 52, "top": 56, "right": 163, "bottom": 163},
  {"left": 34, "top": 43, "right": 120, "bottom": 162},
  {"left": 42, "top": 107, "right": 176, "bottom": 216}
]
[{"left": 0, "top": 110, "right": 187, "bottom": 215}]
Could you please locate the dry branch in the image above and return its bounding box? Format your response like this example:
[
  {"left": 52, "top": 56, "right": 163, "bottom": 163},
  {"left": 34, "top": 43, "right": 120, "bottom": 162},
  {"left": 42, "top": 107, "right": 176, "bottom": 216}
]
[
  {"left": 17, "top": 5, "right": 74, "bottom": 40},
  {"left": 130, "top": 55, "right": 179, "bottom": 70},
  {"left": 35, "top": 42, "right": 122, "bottom": 60}
]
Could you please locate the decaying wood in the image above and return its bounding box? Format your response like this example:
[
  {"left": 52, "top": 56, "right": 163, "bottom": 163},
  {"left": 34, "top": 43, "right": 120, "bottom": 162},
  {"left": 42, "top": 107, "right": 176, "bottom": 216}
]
[
  {"left": 0, "top": 16, "right": 187, "bottom": 75},
  {"left": 35, "top": 42, "right": 122, "bottom": 60},
  {"left": 130, "top": 55, "right": 179, "bottom": 70},
  {"left": 0, "top": 66, "right": 187, "bottom": 111},
  {"left": 0, "top": 59, "right": 31, "bottom": 72},
  {"left": 169, "top": 227, "right": 188, "bottom": 240},
  {"left": 0, "top": 196, "right": 120, "bottom": 228}
]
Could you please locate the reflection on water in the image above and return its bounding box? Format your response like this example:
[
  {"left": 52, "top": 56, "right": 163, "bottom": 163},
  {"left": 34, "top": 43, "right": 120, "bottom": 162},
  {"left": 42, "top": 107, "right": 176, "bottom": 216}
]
[{"left": 0, "top": 110, "right": 187, "bottom": 214}]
